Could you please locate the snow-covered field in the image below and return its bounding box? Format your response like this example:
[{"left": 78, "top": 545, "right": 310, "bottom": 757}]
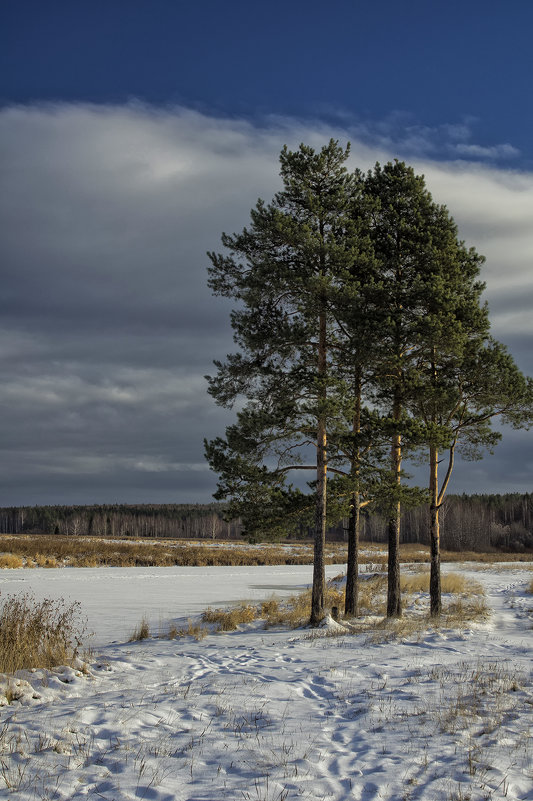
[{"left": 0, "top": 562, "right": 532, "bottom": 801}]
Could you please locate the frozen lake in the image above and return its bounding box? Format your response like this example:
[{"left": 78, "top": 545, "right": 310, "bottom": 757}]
[{"left": 0, "top": 563, "right": 345, "bottom": 645}]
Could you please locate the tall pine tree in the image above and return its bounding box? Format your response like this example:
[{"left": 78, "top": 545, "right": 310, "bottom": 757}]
[
  {"left": 205, "top": 141, "right": 371, "bottom": 625},
  {"left": 362, "top": 161, "right": 483, "bottom": 617}
]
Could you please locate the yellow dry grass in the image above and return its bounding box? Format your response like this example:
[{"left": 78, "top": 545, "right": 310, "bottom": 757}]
[
  {"left": 165, "top": 619, "right": 208, "bottom": 641},
  {"left": 1, "top": 534, "right": 530, "bottom": 570},
  {"left": 0, "top": 554, "right": 23, "bottom": 569},
  {"left": 0, "top": 535, "right": 332, "bottom": 568},
  {"left": 0, "top": 594, "right": 85, "bottom": 673},
  {"left": 202, "top": 604, "right": 257, "bottom": 631},
  {"left": 400, "top": 570, "right": 484, "bottom": 596},
  {"left": 128, "top": 617, "right": 150, "bottom": 641}
]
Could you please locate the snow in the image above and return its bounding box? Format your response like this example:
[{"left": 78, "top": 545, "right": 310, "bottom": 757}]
[{"left": 0, "top": 562, "right": 532, "bottom": 800}]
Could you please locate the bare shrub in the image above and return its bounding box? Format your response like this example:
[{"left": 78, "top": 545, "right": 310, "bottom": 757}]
[{"left": 0, "top": 593, "right": 85, "bottom": 673}]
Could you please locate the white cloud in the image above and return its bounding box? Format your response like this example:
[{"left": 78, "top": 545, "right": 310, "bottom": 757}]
[
  {"left": 1, "top": 102, "right": 532, "bottom": 502},
  {"left": 453, "top": 142, "right": 520, "bottom": 159}
]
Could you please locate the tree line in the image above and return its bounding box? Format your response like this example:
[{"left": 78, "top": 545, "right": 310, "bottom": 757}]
[
  {"left": 205, "top": 140, "right": 533, "bottom": 623},
  {"left": 0, "top": 494, "right": 532, "bottom": 551},
  {"left": 0, "top": 504, "right": 241, "bottom": 540}
]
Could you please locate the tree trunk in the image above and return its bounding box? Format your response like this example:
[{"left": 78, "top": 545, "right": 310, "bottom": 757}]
[
  {"left": 310, "top": 309, "right": 327, "bottom": 627},
  {"left": 429, "top": 443, "right": 442, "bottom": 617},
  {"left": 345, "top": 491, "right": 360, "bottom": 616},
  {"left": 387, "top": 395, "right": 402, "bottom": 618},
  {"left": 345, "top": 376, "right": 362, "bottom": 617}
]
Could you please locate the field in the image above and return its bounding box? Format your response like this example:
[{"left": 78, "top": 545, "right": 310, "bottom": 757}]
[{"left": 0, "top": 546, "right": 532, "bottom": 800}]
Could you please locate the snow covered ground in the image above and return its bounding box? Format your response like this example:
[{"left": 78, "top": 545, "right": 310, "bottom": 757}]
[{"left": 0, "top": 562, "right": 532, "bottom": 800}]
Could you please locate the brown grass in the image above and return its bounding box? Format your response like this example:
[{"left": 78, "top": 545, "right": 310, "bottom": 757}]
[
  {"left": 528, "top": 577, "right": 533, "bottom": 593},
  {"left": 0, "top": 536, "right": 323, "bottom": 568},
  {"left": 0, "top": 555, "right": 23, "bottom": 569},
  {"left": 0, "top": 593, "right": 85, "bottom": 673},
  {"left": 443, "top": 596, "right": 489, "bottom": 625},
  {"left": 202, "top": 604, "right": 256, "bottom": 631},
  {"left": 0, "top": 534, "right": 530, "bottom": 570},
  {"left": 128, "top": 617, "right": 150, "bottom": 641},
  {"left": 261, "top": 583, "right": 350, "bottom": 628},
  {"left": 34, "top": 554, "right": 58, "bottom": 568},
  {"left": 401, "top": 570, "right": 484, "bottom": 596},
  {"left": 196, "top": 568, "right": 488, "bottom": 639},
  {"left": 165, "top": 619, "right": 208, "bottom": 640}
]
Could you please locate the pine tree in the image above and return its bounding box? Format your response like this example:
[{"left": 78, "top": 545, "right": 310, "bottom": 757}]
[
  {"left": 415, "top": 337, "right": 533, "bottom": 615},
  {"left": 205, "top": 140, "right": 371, "bottom": 625},
  {"left": 364, "top": 160, "right": 533, "bottom": 617},
  {"left": 362, "top": 160, "right": 481, "bottom": 617}
]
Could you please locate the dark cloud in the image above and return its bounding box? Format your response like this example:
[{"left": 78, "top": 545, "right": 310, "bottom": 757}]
[{"left": 1, "top": 103, "right": 532, "bottom": 505}]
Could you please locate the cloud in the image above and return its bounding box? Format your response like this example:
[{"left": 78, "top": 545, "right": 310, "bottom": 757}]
[
  {"left": 453, "top": 142, "right": 520, "bottom": 159},
  {"left": 1, "top": 102, "right": 532, "bottom": 504}
]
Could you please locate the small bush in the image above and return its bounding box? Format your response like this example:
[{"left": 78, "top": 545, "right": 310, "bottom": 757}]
[{"left": 0, "top": 593, "right": 85, "bottom": 673}]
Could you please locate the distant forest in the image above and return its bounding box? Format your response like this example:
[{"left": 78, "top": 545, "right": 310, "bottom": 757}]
[{"left": 1, "top": 494, "right": 532, "bottom": 552}]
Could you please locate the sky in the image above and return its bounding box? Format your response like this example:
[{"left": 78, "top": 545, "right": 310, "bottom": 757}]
[{"left": 1, "top": 0, "right": 532, "bottom": 506}]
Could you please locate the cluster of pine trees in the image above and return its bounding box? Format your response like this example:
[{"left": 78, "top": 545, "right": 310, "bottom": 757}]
[{"left": 205, "top": 140, "right": 533, "bottom": 624}]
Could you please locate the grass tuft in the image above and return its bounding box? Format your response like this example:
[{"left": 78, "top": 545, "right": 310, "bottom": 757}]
[
  {"left": 0, "top": 593, "right": 85, "bottom": 673},
  {"left": 202, "top": 604, "right": 257, "bottom": 631},
  {"left": 129, "top": 617, "right": 150, "bottom": 641},
  {"left": 165, "top": 619, "right": 208, "bottom": 641}
]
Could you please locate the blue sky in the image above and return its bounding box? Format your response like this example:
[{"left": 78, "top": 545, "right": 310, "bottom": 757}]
[
  {"left": 1, "top": 1, "right": 532, "bottom": 505},
  {"left": 3, "top": 0, "right": 533, "bottom": 166}
]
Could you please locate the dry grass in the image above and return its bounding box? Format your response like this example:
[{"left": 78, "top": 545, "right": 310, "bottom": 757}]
[
  {"left": 401, "top": 570, "right": 484, "bottom": 596},
  {"left": 439, "top": 548, "right": 533, "bottom": 563},
  {"left": 197, "top": 569, "right": 488, "bottom": 640},
  {"left": 165, "top": 619, "right": 209, "bottom": 641},
  {"left": 528, "top": 577, "right": 533, "bottom": 593},
  {"left": 0, "top": 535, "right": 331, "bottom": 568},
  {"left": 443, "top": 596, "right": 489, "bottom": 625},
  {"left": 202, "top": 604, "right": 257, "bottom": 631},
  {"left": 0, "top": 593, "right": 85, "bottom": 673},
  {"left": 34, "top": 554, "right": 58, "bottom": 568},
  {"left": 0, "top": 555, "right": 23, "bottom": 569},
  {"left": 0, "top": 534, "right": 531, "bottom": 569},
  {"left": 128, "top": 617, "right": 150, "bottom": 641},
  {"left": 154, "top": 565, "right": 490, "bottom": 646}
]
